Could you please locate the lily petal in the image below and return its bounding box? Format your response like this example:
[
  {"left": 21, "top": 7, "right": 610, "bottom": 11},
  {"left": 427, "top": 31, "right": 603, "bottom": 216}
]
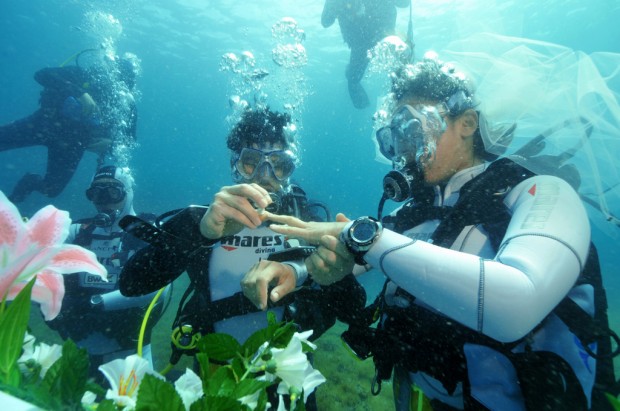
[
  {"left": 26, "top": 205, "right": 71, "bottom": 248},
  {"left": 50, "top": 245, "right": 107, "bottom": 279},
  {"left": 0, "top": 191, "right": 24, "bottom": 247}
]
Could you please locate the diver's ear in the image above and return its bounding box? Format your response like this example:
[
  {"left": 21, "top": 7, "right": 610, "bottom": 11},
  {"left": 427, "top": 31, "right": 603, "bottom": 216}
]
[{"left": 459, "top": 109, "right": 478, "bottom": 138}]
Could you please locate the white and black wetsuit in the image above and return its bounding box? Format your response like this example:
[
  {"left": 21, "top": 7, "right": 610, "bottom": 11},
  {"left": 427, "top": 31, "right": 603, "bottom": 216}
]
[
  {"left": 370, "top": 159, "right": 595, "bottom": 410},
  {"left": 208, "top": 224, "right": 288, "bottom": 342},
  {"left": 120, "top": 185, "right": 366, "bottom": 352}
]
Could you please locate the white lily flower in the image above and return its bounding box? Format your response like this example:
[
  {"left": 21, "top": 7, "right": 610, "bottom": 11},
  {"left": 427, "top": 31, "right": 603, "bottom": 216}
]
[
  {"left": 294, "top": 330, "right": 316, "bottom": 350},
  {"left": 174, "top": 368, "right": 203, "bottom": 410},
  {"left": 99, "top": 354, "right": 164, "bottom": 410},
  {"left": 34, "top": 342, "right": 63, "bottom": 378},
  {"left": 81, "top": 391, "right": 97, "bottom": 409},
  {"left": 238, "top": 389, "right": 261, "bottom": 410},
  {"left": 18, "top": 338, "right": 62, "bottom": 379},
  {"left": 21, "top": 332, "right": 36, "bottom": 357},
  {"left": 267, "top": 336, "right": 309, "bottom": 389},
  {"left": 262, "top": 331, "right": 325, "bottom": 405},
  {"left": 276, "top": 394, "right": 287, "bottom": 411},
  {"left": 277, "top": 366, "right": 326, "bottom": 403}
]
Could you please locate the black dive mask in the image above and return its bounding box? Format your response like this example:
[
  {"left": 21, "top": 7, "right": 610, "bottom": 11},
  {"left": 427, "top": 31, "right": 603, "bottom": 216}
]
[{"left": 93, "top": 209, "right": 120, "bottom": 227}]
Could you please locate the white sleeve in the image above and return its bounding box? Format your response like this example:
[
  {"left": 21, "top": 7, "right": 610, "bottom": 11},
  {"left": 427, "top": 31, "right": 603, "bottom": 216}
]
[
  {"left": 66, "top": 223, "right": 80, "bottom": 244},
  {"left": 365, "top": 175, "right": 591, "bottom": 343}
]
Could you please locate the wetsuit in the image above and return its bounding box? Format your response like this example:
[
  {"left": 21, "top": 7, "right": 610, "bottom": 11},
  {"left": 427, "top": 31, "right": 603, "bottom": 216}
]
[
  {"left": 369, "top": 160, "right": 594, "bottom": 410},
  {"left": 120, "top": 187, "right": 365, "bottom": 345},
  {"left": 47, "top": 217, "right": 164, "bottom": 379},
  {"left": 0, "top": 65, "right": 137, "bottom": 201},
  {"left": 322, "top": 0, "right": 409, "bottom": 108}
]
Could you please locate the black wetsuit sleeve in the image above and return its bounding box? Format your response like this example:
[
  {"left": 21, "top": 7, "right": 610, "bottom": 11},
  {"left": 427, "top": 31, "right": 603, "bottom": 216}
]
[
  {"left": 119, "top": 206, "right": 216, "bottom": 296},
  {"left": 326, "top": 274, "right": 367, "bottom": 325},
  {"left": 34, "top": 66, "right": 86, "bottom": 97}
]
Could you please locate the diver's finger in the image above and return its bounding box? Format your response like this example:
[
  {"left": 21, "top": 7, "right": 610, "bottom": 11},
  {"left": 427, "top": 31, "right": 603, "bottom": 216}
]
[{"left": 265, "top": 213, "right": 306, "bottom": 227}]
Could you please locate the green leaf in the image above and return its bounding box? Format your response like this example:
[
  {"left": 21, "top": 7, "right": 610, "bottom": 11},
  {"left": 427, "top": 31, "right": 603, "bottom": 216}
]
[
  {"left": 267, "top": 311, "right": 277, "bottom": 325},
  {"left": 195, "top": 352, "right": 210, "bottom": 382},
  {"left": 203, "top": 395, "right": 243, "bottom": 411},
  {"left": 190, "top": 397, "right": 209, "bottom": 411},
  {"left": 232, "top": 379, "right": 270, "bottom": 399},
  {"left": 294, "top": 396, "right": 307, "bottom": 411},
  {"left": 230, "top": 357, "right": 246, "bottom": 381},
  {"left": 255, "top": 388, "right": 269, "bottom": 411},
  {"left": 135, "top": 373, "right": 185, "bottom": 411},
  {"left": 204, "top": 366, "right": 236, "bottom": 397},
  {"left": 0, "top": 380, "right": 59, "bottom": 410},
  {"left": 97, "top": 399, "right": 120, "bottom": 411},
  {"left": 0, "top": 277, "right": 34, "bottom": 382},
  {"left": 606, "top": 393, "right": 620, "bottom": 411},
  {"left": 42, "top": 339, "right": 90, "bottom": 407},
  {"left": 197, "top": 333, "right": 240, "bottom": 362},
  {"left": 85, "top": 378, "right": 106, "bottom": 398},
  {"left": 241, "top": 328, "right": 270, "bottom": 359},
  {"left": 271, "top": 322, "right": 296, "bottom": 348}
]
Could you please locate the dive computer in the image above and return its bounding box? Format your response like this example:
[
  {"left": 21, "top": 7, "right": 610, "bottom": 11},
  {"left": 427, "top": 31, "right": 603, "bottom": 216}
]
[{"left": 340, "top": 216, "right": 383, "bottom": 265}]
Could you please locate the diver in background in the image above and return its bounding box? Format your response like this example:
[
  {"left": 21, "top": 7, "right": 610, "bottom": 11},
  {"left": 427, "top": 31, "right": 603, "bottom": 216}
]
[
  {"left": 47, "top": 165, "right": 167, "bottom": 379},
  {"left": 0, "top": 53, "right": 138, "bottom": 203},
  {"left": 322, "top": 0, "right": 410, "bottom": 109}
]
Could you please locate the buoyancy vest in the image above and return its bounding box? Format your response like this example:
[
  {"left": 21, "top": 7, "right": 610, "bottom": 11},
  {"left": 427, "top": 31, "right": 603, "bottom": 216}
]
[
  {"left": 50, "top": 213, "right": 161, "bottom": 352},
  {"left": 370, "top": 158, "right": 618, "bottom": 410}
]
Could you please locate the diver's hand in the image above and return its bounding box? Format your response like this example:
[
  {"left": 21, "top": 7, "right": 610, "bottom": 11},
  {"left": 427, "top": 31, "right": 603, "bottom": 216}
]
[
  {"left": 305, "top": 230, "right": 356, "bottom": 285},
  {"left": 85, "top": 137, "right": 112, "bottom": 154},
  {"left": 241, "top": 260, "right": 296, "bottom": 310},
  {"left": 78, "top": 92, "right": 98, "bottom": 117},
  {"left": 267, "top": 212, "right": 350, "bottom": 245},
  {"left": 200, "top": 183, "right": 273, "bottom": 239}
]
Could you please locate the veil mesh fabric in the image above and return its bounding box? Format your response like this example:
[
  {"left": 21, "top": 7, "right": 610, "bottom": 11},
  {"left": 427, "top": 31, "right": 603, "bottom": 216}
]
[{"left": 439, "top": 33, "right": 620, "bottom": 227}]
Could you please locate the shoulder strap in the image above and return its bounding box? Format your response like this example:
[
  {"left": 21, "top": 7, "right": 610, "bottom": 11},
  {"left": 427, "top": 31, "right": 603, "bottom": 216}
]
[{"left": 432, "top": 158, "right": 534, "bottom": 248}]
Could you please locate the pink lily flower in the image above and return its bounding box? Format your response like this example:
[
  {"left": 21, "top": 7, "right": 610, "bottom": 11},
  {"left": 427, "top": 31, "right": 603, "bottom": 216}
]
[{"left": 0, "top": 191, "right": 107, "bottom": 320}]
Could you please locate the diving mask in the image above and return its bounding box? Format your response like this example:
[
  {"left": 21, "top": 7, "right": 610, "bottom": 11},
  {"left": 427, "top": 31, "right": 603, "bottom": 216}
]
[
  {"left": 86, "top": 183, "right": 126, "bottom": 204},
  {"left": 376, "top": 90, "right": 476, "bottom": 170},
  {"left": 234, "top": 147, "right": 296, "bottom": 182},
  {"left": 376, "top": 104, "right": 446, "bottom": 170}
]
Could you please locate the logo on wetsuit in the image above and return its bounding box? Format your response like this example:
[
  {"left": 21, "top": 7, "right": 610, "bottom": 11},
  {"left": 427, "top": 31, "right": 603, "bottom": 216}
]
[{"left": 221, "top": 234, "right": 285, "bottom": 255}]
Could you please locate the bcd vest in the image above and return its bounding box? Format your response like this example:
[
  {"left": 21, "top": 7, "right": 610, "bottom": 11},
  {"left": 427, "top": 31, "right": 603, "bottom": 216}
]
[{"left": 366, "top": 158, "right": 618, "bottom": 410}]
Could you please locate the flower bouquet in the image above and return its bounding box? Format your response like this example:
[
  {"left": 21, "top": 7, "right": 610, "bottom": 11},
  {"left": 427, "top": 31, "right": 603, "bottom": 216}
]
[{"left": 0, "top": 192, "right": 325, "bottom": 410}]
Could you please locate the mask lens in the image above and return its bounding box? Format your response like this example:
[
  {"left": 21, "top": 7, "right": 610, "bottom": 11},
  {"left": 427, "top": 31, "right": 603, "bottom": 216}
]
[
  {"left": 86, "top": 184, "right": 126, "bottom": 203},
  {"left": 266, "top": 151, "right": 295, "bottom": 180},
  {"left": 375, "top": 126, "right": 395, "bottom": 159},
  {"left": 380, "top": 105, "right": 447, "bottom": 169},
  {"left": 236, "top": 148, "right": 295, "bottom": 182},
  {"left": 236, "top": 148, "right": 263, "bottom": 179}
]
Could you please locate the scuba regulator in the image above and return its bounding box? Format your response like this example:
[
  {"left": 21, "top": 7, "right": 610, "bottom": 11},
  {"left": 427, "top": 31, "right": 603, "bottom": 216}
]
[{"left": 93, "top": 209, "right": 120, "bottom": 227}]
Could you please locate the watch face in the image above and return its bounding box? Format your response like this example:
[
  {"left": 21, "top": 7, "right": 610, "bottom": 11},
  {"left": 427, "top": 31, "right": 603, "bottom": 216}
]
[{"left": 352, "top": 220, "right": 377, "bottom": 243}]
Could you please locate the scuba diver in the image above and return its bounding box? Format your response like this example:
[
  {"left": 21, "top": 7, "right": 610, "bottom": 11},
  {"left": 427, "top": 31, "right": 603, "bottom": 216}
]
[
  {"left": 118, "top": 107, "right": 366, "bottom": 409},
  {"left": 321, "top": 0, "right": 410, "bottom": 109},
  {"left": 0, "top": 52, "right": 138, "bottom": 203},
  {"left": 258, "top": 57, "right": 618, "bottom": 410},
  {"left": 47, "top": 165, "right": 168, "bottom": 380}
]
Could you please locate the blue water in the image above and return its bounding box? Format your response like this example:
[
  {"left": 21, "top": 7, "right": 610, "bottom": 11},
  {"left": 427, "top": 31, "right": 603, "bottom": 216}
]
[{"left": 2, "top": 0, "right": 620, "bottom": 401}]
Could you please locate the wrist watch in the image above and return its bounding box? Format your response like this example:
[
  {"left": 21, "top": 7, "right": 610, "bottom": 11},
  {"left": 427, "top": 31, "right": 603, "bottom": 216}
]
[{"left": 340, "top": 216, "right": 383, "bottom": 265}]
